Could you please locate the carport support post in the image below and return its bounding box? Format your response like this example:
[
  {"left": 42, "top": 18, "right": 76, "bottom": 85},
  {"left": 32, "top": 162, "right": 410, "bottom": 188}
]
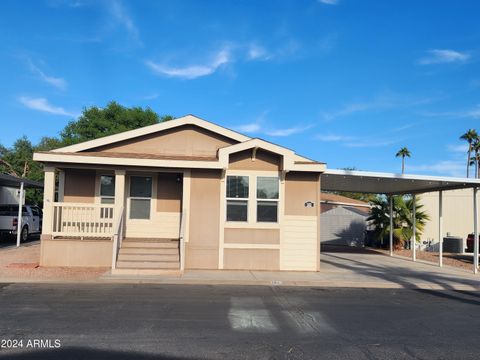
[
  {"left": 16, "top": 181, "right": 24, "bottom": 247},
  {"left": 412, "top": 194, "right": 416, "bottom": 262},
  {"left": 438, "top": 190, "right": 443, "bottom": 267},
  {"left": 389, "top": 196, "right": 393, "bottom": 256},
  {"left": 473, "top": 187, "right": 478, "bottom": 274}
]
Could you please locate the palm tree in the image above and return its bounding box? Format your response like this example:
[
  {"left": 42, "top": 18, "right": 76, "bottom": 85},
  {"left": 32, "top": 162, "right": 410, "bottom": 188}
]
[
  {"left": 460, "top": 129, "right": 478, "bottom": 178},
  {"left": 395, "top": 147, "right": 411, "bottom": 174},
  {"left": 473, "top": 139, "right": 480, "bottom": 178},
  {"left": 367, "top": 195, "right": 429, "bottom": 249}
]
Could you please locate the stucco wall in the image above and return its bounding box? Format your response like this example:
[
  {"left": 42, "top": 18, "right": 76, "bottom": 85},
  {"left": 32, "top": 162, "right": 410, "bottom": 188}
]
[
  {"left": 285, "top": 172, "right": 318, "bottom": 216},
  {"left": 88, "top": 125, "right": 237, "bottom": 157},
  {"left": 40, "top": 239, "right": 112, "bottom": 267},
  {"left": 156, "top": 172, "right": 182, "bottom": 212},
  {"left": 63, "top": 169, "right": 96, "bottom": 203},
  {"left": 420, "top": 188, "right": 479, "bottom": 242},
  {"left": 228, "top": 149, "right": 281, "bottom": 171},
  {"left": 186, "top": 169, "right": 221, "bottom": 269}
]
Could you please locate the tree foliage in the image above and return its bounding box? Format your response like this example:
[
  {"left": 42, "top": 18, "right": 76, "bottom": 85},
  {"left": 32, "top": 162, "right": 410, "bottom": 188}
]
[
  {"left": 0, "top": 101, "right": 173, "bottom": 204},
  {"left": 367, "top": 195, "right": 429, "bottom": 249}
]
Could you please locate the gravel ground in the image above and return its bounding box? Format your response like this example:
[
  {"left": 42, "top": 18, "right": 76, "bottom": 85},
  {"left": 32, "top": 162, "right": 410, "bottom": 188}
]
[
  {"left": 374, "top": 248, "right": 478, "bottom": 272},
  {"left": 0, "top": 242, "right": 106, "bottom": 282}
]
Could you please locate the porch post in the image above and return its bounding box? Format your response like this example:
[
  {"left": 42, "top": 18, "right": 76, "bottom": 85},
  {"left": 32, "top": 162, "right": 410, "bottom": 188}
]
[
  {"left": 42, "top": 166, "right": 56, "bottom": 237},
  {"left": 389, "top": 195, "right": 393, "bottom": 256},
  {"left": 57, "top": 170, "right": 65, "bottom": 202},
  {"left": 438, "top": 190, "right": 443, "bottom": 267},
  {"left": 473, "top": 187, "right": 478, "bottom": 274},
  {"left": 114, "top": 170, "right": 126, "bottom": 229},
  {"left": 412, "top": 194, "right": 416, "bottom": 262},
  {"left": 16, "top": 181, "right": 24, "bottom": 247}
]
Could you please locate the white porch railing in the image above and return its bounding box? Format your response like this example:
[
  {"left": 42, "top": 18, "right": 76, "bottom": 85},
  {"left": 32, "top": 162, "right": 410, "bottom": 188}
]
[
  {"left": 179, "top": 209, "right": 187, "bottom": 271},
  {"left": 111, "top": 206, "right": 125, "bottom": 270},
  {"left": 52, "top": 202, "right": 115, "bottom": 238}
]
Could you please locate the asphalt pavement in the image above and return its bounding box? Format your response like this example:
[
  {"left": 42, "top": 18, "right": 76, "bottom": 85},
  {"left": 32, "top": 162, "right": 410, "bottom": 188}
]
[{"left": 0, "top": 283, "right": 479, "bottom": 359}]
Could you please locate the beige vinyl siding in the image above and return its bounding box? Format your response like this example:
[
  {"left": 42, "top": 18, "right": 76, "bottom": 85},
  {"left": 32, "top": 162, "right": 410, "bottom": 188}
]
[
  {"left": 223, "top": 249, "right": 280, "bottom": 270},
  {"left": 281, "top": 215, "right": 318, "bottom": 271},
  {"left": 125, "top": 212, "right": 180, "bottom": 238}
]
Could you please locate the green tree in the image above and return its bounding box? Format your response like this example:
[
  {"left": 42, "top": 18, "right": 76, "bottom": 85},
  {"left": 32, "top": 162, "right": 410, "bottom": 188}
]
[
  {"left": 0, "top": 102, "right": 174, "bottom": 204},
  {"left": 60, "top": 101, "right": 172, "bottom": 146},
  {"left": 460, "top": 129, "right": 478, "bottom": 178},
  {"left": 395, "top": 147, "right": 411, "bottom": 174},
  {"left": 367, "top": 195, "right": 429, "bottom": 249}
]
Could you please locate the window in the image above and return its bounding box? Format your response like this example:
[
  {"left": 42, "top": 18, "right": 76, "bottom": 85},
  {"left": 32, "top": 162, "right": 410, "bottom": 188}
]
[
  {"left": 256, "top": 177, "right": 279, "bottom": 222},
  {"left": 129, "top": 176, "right": 152, "bottom": 219},
  {"left": 100, "top": 175, "right": 115, "bottom": 204},
  {"left": 226, "top": 176, "right": 249, "bottom": 221}
]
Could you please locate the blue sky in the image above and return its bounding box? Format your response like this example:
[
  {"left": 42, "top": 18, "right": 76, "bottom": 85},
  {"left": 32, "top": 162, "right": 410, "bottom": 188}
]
[{"left": 1, "top": 0, "right": 479, "bottom": 176}]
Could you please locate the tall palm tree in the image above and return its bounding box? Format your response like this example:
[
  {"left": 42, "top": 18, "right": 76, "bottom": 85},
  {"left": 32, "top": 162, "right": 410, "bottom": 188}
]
[
  {"left": 473, "top": 139, "right": 480, "bottom": 178},
  {"left": 460, "top": 129, "right": 478, "bottom": 178},
  {"left": 396, "top": 147, "right": 411, "bottom": 174}
]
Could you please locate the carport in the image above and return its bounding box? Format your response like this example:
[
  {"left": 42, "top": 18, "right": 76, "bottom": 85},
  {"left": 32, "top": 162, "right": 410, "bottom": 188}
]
[
  {"left": 321, "top": 169, "right": 480, "bottom": 274},
  {"left": 0, "top": 174, "right": 43, "bottom": 247}
]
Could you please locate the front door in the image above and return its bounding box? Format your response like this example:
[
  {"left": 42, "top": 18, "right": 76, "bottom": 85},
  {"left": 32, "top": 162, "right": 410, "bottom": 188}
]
[{"left": 126, "top": 175, "right": 154, "bottom": 237}]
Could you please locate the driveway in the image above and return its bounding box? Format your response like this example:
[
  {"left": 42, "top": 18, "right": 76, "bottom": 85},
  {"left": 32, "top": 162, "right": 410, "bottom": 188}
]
[{"left": 0, "top": 283, "right": 478, "bottom": 359}]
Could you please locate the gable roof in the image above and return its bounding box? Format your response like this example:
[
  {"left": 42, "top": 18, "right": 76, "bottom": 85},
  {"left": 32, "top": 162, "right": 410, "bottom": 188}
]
[
  {"left": 34, "top": 114, "right": 325, "bottom": 172},
  {"left": 52, "top": 114, "right": 250, "bottom": 153}
]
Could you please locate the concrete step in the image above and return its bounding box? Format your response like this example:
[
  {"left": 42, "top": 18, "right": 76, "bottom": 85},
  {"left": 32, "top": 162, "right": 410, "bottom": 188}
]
[
  {"left": 116, "top": 260, "right": 180, "bottom": 269},
  {"left": 118, "top": 253, "right": 180, "bottom": 262},
  {"left": 119, "top": 247, "right": 179, "bottom": 255},
  {"left": 121, "top": 241, "right": 179, "bottom": 249},
  {"left": 110, "top": 268, "right": 182, "bottom": 276}
]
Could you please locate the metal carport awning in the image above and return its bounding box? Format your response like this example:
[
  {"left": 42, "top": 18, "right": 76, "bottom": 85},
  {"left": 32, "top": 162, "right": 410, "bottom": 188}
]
[
  {"left": 320, "top": 169, "right": 480, "bottom": 274},
  {"left": 321, "top": 169, "right": 480, "bottom": 195},
  {"left": 0, "top": 174, "right": 43, "bottom": 247}
]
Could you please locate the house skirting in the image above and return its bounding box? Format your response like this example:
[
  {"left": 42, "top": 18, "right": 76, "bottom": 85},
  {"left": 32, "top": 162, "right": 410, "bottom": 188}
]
[{"left": 40, "top": 238, "right": 112, "bottom": 267}]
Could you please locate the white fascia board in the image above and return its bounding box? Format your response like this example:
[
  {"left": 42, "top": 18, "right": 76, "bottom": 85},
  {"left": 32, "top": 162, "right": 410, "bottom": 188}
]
[
  {"left": 52, "top": 114, "right": 251, "bottom": 153},
  {"left": 291, "top": 163, "right": 326, "bottom": 172},
  {"left": 324, "top": 168, "right": 480, "bottom": 185},
  {"left": 33, "top": 152, "right": 223, "bottom": 169}
]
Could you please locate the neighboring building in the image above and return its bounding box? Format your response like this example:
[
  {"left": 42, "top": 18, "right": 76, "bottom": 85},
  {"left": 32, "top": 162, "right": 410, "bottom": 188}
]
[
  {"left": 320, "top": 193, "right": 370, "bottom": 246},
  {"left": 33, "top": 115, "right": 325, "bottom": 273},
  {"left": 420, "top": 189, "right": 480, "bottom": 248},
  {"left": 0, "top": 174, "right": 43, "bottom": 205}
]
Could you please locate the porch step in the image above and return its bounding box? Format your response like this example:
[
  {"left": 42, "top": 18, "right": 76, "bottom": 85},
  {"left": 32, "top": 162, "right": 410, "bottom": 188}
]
[
  {"left": 116, "top": 237, "right": 180, "bottom": 271},
  {"left": 121, "top": 239, "right": 179, "bottom": 249},
  {"left": 118, "top": 253, "right": 180, "bottom": 262},
  {"left": 119, "top": 247, "right": 179, "bottom": 255},
  {"left": 116, "top": 260, "right": 179, "bottom": 269}
]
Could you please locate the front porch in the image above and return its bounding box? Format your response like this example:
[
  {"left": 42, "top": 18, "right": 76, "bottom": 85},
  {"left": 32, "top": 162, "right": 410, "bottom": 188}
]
[{"left": 41, "top": 167, "right": 189, "bottom": 273}]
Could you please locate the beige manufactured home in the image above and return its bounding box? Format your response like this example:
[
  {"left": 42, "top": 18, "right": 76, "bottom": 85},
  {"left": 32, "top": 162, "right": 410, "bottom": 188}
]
[{"left": 33, "top": 115, "right": 325, "bottom": 273}]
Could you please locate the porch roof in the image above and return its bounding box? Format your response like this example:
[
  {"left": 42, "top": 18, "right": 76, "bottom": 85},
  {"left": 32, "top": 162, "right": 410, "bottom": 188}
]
[
  {"left": 0, "top": 173, "right": 43, "bottom": 189},
  {"left": 321, "top": 169, "right": 480, "bottom": 195}
]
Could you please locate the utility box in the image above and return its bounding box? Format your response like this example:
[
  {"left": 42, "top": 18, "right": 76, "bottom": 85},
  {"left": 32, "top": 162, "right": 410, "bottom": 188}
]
[{"left": 443, "top": 236, "right": 463, "bottom": 253}]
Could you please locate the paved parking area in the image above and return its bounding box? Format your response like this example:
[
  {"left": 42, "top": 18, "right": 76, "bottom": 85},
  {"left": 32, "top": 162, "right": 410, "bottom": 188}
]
[{"left": 0, "top": 283, "right": 479, "bottom": 359}]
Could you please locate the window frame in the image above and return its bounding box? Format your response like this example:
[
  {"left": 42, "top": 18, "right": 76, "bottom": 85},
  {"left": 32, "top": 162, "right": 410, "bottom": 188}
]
[
  {"left": 255, "top": 176, "right": 279, "bottom": 223},
  {"left": 225, "top": 175, "right": 249, "bottom": 222},
  {"left": 128, "top": 175, "right": 153, "bottom": 220},
  {"left": 225, "top": 172, "right": 281, "bottom": 226},
  {"left": 99, "top": 175, "right": 115, "bottom": 205}
]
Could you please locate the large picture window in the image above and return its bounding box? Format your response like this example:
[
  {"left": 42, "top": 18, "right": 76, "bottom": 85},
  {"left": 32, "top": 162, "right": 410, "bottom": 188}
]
[
  {"left": 129, "top": 176, "right": 152, "bottom": 219},
  {"left": 256, "top": 177, "right": 279, "bottom": 222},
  {"left": 226, "top": 176, "right": 249, "bottom": 222},
  {"left": 100, "top": 175, "right": 115, "bottom": 204}
]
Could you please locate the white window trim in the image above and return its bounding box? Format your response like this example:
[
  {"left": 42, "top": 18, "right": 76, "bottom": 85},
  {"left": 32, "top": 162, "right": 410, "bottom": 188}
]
[
  {"left": 225, "top": 175, "right": 249, "bottom": 223},
  {"left": 255, "top": 176, "right": 279, "bottom": 223},
  {"left": 224, "top": 171, "right": 281, "bottom": 228},
  {"left": 128, "top": 175, "right": 153, "bottom": 220}
]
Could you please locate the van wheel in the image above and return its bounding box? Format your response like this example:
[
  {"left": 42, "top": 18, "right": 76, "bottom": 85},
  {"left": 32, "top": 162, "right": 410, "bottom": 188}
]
[{"left": 21, "top": 226, "right": 28, "bottom": 242}]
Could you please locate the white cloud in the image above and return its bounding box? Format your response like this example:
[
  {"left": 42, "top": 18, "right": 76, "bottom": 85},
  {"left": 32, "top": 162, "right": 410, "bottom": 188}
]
[
  {"left": 316, "top": 134, "right": 354, "bottom": 142},
  {"left": 417, "top": 49, "right": 470, "bottom": 65},
  {"left": 266, "top": 125, "right": 312, "bottom": 137},
  {"left": 19, "top": 97, "right": 76, "bottom": 117},
  {"left": 448, "top": 144, "right": 469, "bottom": 153},
  {"left": 247, "top": 44, "right": 272, "bottom": 61},
  {"left": 236, "top": 122, "right": 262, "bottom": 133},
  {"left": 146, "top": 49, "right": 230, "bottom": 79},
  {"left": 409, "top": 161, "right": 465, "bottom": 177},
  {"left": 26, "top": 59, "right": 67, "bottom": 90},
  {"left": 109, "top": 0, "right": 140, "bottom": 42},
  {"left": 420, "top": 105, "right": 480, "bottom": 119},
  {"left": 318, "top": 0, "right": 339, "bottom": 4},
  {"left": 322, "top": 92, "right": 439, "bottom": 121}
]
